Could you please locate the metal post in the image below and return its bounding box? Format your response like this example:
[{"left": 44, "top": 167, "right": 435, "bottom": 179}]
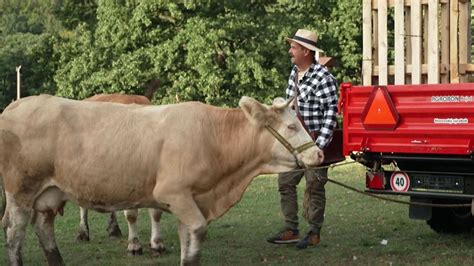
[{"left": 16, "top": 65, "right": 21, "bottom": 100}]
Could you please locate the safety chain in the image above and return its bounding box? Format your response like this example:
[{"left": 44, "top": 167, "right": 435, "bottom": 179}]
[{"left": 279, "top": 161, "right": 472, "bottom": 208}]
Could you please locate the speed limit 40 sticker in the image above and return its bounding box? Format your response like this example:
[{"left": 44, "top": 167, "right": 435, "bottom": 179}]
[{"left": 390, "top": 172, "right": 410, "bottom": 192}]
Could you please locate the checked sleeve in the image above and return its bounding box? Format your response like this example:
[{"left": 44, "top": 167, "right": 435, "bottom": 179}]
[{"left": 315, "top": 76, "right": 338, "bottom": 149}]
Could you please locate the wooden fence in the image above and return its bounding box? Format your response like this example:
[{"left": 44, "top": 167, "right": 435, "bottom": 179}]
[{"left": 363, "top": 0, "right": 473, "bottom": 85}]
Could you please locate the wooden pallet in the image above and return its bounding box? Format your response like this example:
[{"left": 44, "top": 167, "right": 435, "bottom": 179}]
[{"left": 363, "top": 0, "right": 473, "bottom": 85}]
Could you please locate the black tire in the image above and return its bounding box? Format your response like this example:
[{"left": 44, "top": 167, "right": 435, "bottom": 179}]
[{"left": 427, "top": 202, "right": 473, "bottom": 234}]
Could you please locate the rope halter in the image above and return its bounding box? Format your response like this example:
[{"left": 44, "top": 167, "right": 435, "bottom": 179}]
[{"left": 264, "top": 124, "right": 316, "bottom": 167}]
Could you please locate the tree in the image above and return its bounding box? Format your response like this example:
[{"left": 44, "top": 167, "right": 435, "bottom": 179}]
[
  {"left": 1, "top": 0, "right": 363, "bottom": 111},
  {"left": 0, "top": 33, "right": 56, "bottom": 102},
  {"left": 326, "top": 0, "right": 363, "bottom": 83},
  {"left": 0, "top": 0, "right": 98, "bottom": 111}
]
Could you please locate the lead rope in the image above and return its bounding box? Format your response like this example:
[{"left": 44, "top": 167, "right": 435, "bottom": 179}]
[{"left": 281, "top": 161, "right": 472, "bottom": 208}]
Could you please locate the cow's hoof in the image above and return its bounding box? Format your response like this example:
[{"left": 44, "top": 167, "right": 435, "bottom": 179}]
[
  {"left": 45, "top": 247, "right": 65, "bottom": 266},
  {"left": 182, "top": 255, "right": 200, "bottom": 266},
  {"left": 150, "top": 246, "right": 166, "bottom": 257},
  {"left": 150, "top": 239, "right": 165, "bottom": 257},
  {"left": 107, "top": 225, "right": 122, "bottom": 237},
  {"left": 127, "top": 248, "right": 143, "bottom": 256},
  {"left": 76, "top": 232, "right": 90, "bottom": 242}
]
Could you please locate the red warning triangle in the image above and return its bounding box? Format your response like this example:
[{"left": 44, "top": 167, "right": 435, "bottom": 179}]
[{"left": 362, "top": 86, "right": 399, "bottom": 130}]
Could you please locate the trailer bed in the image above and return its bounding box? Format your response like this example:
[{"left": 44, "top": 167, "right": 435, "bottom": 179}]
[{"left": 341, "top": 83, "right": 474, "bottom": 156}]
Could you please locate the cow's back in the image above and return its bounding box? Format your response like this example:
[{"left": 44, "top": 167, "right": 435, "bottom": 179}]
[
  {"left": 0, "top": 95, "right": 217, "bottom": 209},
  {"left": 1, "top": 95, "right": 155, "bottom": 206}
]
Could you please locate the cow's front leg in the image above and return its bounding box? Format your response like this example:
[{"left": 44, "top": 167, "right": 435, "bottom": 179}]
[
  {"left": 106, "top": 211, "right": 122, "bottom": 237},
  {"left": 149, "top": 208, "right": 165, "bottom": 256},
  {"left": 76, "top": 207, "right": 90, "bottom": 241},
  {"left": 32, "top": 210, "right": 64, "bottom": 266},
  {"left": 185, "top": 220, "right": 207, "bottom": 266},
  {"left": 168, "top": 197, "right": 207, "bottom": 266},
  {"left": 124, "top": 209, "right": 143, "bottom": 255},
  {"left": 4, "top": 193, "right": 31, "bottom": 266},
  {"left": 178, "top": 221, "right": 190, "bottom": 263}
]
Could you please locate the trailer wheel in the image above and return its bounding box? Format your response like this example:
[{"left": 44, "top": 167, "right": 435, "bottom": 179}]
[{"left": 427, "top": 204, "right": 473, "bottom": 234}]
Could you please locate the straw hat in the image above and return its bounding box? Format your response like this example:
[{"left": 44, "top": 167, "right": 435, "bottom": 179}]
[{"left": 287, "top": 29, "right": 324, "bottom": 53}]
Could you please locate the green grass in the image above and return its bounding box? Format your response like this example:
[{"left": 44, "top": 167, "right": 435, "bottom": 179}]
[{"left": 2, "top": 163, "right": 474, "bottom": 265}]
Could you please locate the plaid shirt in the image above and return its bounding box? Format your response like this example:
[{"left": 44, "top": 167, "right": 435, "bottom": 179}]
[{"left": 286, "top": 63, "right": 338, "bottom": 149}]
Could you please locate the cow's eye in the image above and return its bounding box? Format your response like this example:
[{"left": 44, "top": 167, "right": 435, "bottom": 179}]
[{"left": 288, "top": 124, "right": 296, "bottom": 130}]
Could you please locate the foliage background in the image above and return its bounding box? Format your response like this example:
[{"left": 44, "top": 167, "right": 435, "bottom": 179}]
[{"left": 0, "top": 0, "right": 362, "bottom": 111}]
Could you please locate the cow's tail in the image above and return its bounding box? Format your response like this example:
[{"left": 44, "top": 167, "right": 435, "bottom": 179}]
[
  {"left": 0, "top": 108, "right": 25, "bottom": 237},
  {"left": 0, "top": 128, "right": 6, "bottom": 226},
  {"left": 0, "top": 155, "right": 9, "bottom": 242},
  {"left": 0, "top": 117, "right": 15, "bottom": 230},
  {"left": 0, "top": 128, "right": 6, "bottom": 236},
  {"left": 0, "top": 184, "right": 8, "bottom": 237},
  {"left": 0, "top": 116, "right": 5, "bottom": 222}
]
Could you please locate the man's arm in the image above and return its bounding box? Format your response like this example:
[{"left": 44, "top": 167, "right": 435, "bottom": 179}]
[
  {"left": 315, "top": 76, "right": 338, "bottom": 149},
  {"left": 285, "top": 66, "right": 297, "bottom": 98}
]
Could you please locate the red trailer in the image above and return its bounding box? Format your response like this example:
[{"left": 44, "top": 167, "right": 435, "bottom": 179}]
[{"left": 340, "top": 82, "right": 474, "bottom": 233}]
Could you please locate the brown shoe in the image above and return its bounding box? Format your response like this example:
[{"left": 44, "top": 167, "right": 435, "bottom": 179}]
[
  {"left": 296, "top": 231, "right": 320, "bottom": 249},
  {"left": 266, "top": 229, "right": 299, "bottom": 244}
]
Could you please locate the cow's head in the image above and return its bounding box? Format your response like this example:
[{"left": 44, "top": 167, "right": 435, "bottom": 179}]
[{"left": 239, "top": 96, "right": 324, "bottom": 171}]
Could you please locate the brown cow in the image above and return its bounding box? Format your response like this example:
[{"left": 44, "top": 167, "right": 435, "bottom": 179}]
[
  {"left": 79, "top": 93, "right": 164, "bottom": 256},
  {"left": 85, "top": 93, "right": 151, "bottom": 105},
  {"left": 0, "top": 95, "right": 323, "bottom": 265}
]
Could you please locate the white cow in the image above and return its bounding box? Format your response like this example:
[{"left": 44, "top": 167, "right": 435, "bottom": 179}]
[{"left": 0, "top": 95, "right": 323, "bottom": 265}]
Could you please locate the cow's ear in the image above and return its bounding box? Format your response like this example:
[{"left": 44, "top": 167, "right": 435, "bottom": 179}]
[{"left": 239, "top": 96, "right": 268, "bottom": 125}]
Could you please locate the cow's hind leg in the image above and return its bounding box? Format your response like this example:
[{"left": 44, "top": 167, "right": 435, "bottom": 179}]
[
  {"left": 124, "top": 209, "right": 143, "bottom": 255},
  {"left": 32, "top": 211, "right": 64, "bottom": 266},
  {"left": 149, "top": 208, "right": 165, "bottom": 256},
  {"left": 76, "top": 207, "right": 90, "bottom": 241},
  {"left": 4, "top": 193, "right": 32, "bottom": 266},
  {"left": 107, "top": 211, "right": 122, "bottom": 237}
]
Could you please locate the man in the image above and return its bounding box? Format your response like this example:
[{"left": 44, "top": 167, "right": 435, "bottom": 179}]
[{"left": 267, "top": 29, "right": 338, "bottom": 249}]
